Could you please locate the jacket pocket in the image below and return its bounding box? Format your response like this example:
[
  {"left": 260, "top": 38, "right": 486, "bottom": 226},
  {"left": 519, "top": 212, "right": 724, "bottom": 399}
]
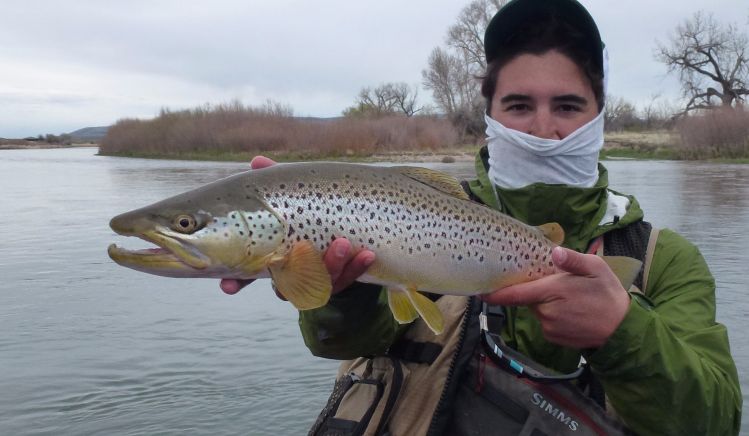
[{"left": 309, "top": 356, "right": 409, "bottom": 436}]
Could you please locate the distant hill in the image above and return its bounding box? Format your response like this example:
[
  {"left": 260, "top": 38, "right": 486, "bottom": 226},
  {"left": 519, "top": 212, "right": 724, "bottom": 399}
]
[{"left": 69, "top": 126, "right": 109, "bottom": 142}]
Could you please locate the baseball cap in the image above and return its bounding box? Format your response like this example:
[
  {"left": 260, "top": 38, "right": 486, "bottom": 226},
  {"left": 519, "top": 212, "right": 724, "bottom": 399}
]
[{"left": 484, "top": 0, "right": 604, "bottom": 74}]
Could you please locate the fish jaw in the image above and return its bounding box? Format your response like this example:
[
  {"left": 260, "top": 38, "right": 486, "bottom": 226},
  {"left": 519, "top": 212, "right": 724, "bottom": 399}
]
[
  {"left": 107, "top": 243, "right": 208, "bottom": 278},
  {"left": 107, "top": 227, "right": 219, "bottom": 277}
]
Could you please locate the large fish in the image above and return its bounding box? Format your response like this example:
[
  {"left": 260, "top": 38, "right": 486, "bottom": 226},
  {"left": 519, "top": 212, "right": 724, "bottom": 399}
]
[{"left": 108, "top": 162, "right": 640, "bottom": 334}]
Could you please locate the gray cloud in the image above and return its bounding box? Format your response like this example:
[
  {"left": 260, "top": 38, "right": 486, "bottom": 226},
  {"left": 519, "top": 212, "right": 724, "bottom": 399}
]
[{"left": 1, "top": 0, "right": 747, "bottom": 137}]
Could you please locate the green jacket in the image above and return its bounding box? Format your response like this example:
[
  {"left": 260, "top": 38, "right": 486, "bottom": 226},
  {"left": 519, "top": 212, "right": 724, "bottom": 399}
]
[{"left": 299, "top": 148, "right": 742, "bottom": 435}]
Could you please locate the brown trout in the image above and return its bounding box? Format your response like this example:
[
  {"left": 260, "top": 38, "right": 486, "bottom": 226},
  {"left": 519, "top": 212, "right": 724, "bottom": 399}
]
[{"left": 108, "top": 162, "right": 640, "bottom": 334}]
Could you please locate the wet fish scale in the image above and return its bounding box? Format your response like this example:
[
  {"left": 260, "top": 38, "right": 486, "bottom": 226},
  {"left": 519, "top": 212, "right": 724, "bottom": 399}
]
[{"left": 246, "top": 163, "right": 556, "bottom": 295}]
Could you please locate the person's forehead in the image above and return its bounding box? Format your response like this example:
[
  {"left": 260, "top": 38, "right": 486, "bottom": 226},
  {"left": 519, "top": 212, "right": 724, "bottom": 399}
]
[{"left": 494, "top": 52, "right": 593, "bottom": 97}]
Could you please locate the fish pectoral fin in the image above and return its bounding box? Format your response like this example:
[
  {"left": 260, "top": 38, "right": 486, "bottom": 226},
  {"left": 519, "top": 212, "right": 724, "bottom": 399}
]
[
  {"left": 267, "top": 241, "right": 331, "bottom": 310},
  {"left": 396, "top": 167, "right": 469, "bottom": 200},
  {"left": 602, "top": 256, "right": 643, "bottom": 291},
  {"left": 406, "top": 287, "right": 444, "bottom": 335},
  {"left": 387, "top": 289, "right": 419, "bottom": 324},
  {"left": 537, "top": 222, "right": 565, "bottom": 245}
]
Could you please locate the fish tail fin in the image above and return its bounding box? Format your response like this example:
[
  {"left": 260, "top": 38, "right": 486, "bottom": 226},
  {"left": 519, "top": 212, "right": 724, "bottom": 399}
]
[{"left": 602, "top": 256, "right": 643, "bottom": 290}]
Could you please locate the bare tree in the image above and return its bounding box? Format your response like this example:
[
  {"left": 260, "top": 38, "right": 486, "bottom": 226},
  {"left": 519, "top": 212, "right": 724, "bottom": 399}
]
[
  {"left": 391, "top": 83, "right": 422, "bottom": 117},
  {"left": 656, "top": 11, "right": 749, "bottom": 114},
  {"left": 344, "top": 82, "right": 422, "bottom": 118},
  {"left": 604, "top": 96, "right": 640, "bottom": 132},
  {"left": 422, "top": 0, "right": 507, "bottom": 137},
  {"left": 641, "top": 94, "right": 679, "bottom": 130}
]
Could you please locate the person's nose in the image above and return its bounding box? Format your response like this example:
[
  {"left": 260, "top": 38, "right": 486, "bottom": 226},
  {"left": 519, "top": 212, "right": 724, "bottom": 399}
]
[{"left": 527, "top": 110, "right": 560, "bottom": 140}]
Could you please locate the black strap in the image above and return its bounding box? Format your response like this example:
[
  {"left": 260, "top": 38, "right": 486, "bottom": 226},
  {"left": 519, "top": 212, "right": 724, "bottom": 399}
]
[
  {"left": 460, "top": 180, "right": 482, "bottom": 202},
  {"left": 387, "top": 340, "right": 443, "bottom": 364}
]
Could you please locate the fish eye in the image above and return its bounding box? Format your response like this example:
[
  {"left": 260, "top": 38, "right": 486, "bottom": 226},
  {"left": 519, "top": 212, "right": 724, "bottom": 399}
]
[{"left": 173, "top": 214, "right": 199, "bottom": 233}]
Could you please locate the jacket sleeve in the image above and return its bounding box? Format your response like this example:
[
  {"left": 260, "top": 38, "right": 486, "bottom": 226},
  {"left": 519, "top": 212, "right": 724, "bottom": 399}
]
[
  {"left": 298, "top": 283, "right": 406, "bottom": 360},
  {"left": 586, "top": 229, "right": 742, "bottom": 435}
]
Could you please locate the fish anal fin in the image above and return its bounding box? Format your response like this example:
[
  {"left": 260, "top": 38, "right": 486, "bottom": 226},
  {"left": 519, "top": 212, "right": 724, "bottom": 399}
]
[
  {"left": 537, "top": 223, "right": 565, "bottom": 245},
  {"left": 387, "top": 289, "right": 419, "bottom": 324},
  {"left": 406, "top": 287, "right": 444, "bottom": 335},
  {"left": 267, "top": 241, "right": 331, "bottom": 310},
  {"left": 602, "top": 256, "right": 643, "bottom": 290},
  {"left": 396, "top": 167, "right": 469, "bottom": 200}
]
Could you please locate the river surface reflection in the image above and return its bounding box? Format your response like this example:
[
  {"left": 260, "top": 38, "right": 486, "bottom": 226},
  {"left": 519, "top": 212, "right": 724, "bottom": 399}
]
[{"left": 1, "top": 148, "right": 746, "bottom": 434}]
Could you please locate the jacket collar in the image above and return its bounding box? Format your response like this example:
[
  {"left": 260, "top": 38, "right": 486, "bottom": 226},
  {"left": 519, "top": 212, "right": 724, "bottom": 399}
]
[{"left": 467, "top": 146, "right": 643, "bottom": 252}]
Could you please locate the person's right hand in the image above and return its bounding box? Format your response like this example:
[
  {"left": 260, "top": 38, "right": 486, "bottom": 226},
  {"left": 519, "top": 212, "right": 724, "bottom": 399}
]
[{"left": 219, "top": 156, "right": 376, "bottom": 298}]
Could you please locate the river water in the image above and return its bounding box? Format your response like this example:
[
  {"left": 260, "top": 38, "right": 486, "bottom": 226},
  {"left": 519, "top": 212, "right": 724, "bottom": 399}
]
[{"left": 1, "top": 147, "right": 747, "bottom": 434}]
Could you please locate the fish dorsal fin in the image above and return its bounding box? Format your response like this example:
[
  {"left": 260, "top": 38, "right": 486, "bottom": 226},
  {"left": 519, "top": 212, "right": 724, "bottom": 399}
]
[
  {"left": 406, "top": 287, "right": 444, "bottom": 335},
  {"left": 387, "top": 289, "right": 419, "bottom": 324},
  {"left": 537, "top": 222, "right": 565, "bottom": 245},
  {"left": 396, "top": 167, "right": 470, "bottom": 200},
  {"left": 267, "top": 240, "right": 331, "bottom": 310}
]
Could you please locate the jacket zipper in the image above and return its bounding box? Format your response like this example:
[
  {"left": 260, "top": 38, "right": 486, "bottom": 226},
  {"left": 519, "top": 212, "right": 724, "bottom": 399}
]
[{"left": 426, "top": 296, "right": 474, "bottom": 436}]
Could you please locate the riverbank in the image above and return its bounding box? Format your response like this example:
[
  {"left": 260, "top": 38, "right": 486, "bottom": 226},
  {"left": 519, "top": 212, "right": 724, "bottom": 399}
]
[
  {"left": 17, "top": 130, "right": 744, "bottom": 163},
  {"left": 95, "top": 131, "right": 682, "bottom": 162},
  {"left": 0, "top": 143, "right": 95, "bottom": 150}
]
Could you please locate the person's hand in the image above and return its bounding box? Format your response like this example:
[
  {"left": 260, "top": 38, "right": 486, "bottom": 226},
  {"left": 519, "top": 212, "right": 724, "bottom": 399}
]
[
  {"left": 481, "top": 246, "right": 630, "bottom": 349},
  {"left": 220, "top": 156, "right": 376, "bottom": 298}
]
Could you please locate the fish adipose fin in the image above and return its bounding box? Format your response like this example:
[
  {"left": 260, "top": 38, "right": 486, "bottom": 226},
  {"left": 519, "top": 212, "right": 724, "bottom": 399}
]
[
  {"left": 406, "top": 287, "right": 444, "bottom": 335},
  {"left": 268, "top": 241, "right": 331, "bottom": 310},
  {"left": 387, "top": 289, "right": 419, "bottom": 324},
  {"left": 602, "top": 256, "right": 643, "bottom": 291},
  {"left": 537, "top": 223, "right": 565, "bottom": 245},
  {"left": 396, "top": 167, "right": 470, "bottom": 200}
]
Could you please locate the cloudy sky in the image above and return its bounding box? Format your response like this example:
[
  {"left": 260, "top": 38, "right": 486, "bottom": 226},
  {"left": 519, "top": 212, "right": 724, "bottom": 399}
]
[{"left": 1, "top": 0, "right": 747, "bottom": 138}]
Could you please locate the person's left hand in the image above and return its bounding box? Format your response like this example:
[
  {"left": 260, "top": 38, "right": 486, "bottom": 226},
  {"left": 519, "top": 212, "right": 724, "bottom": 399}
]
[{"left": 481, "top": 246, "right": 630, "bottom": 350}]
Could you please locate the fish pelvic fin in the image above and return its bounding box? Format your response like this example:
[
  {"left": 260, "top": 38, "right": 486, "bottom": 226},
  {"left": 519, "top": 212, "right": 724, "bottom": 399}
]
[
  {"left": 602, "top": 256, "right": 643, "bottom": 291},
  {"left": 387, "top": 289, "right": 419, "bottom": 324},
  {"left": 396, "top": 167, "right": 469, "bottom": 200},
  {"left": 537, "top": 222, "right": 565, "bottom": 245},
  {"left": 267, "top": 240, "right": 331, "bottom": 310},
  {"left": 406, "top": 287, "right": 444, "bottom": 335}
]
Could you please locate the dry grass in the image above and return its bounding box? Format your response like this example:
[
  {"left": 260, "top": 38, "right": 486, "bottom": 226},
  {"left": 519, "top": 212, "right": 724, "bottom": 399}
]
[
  {"left": 99, "top": 102, "right": 463, "bottom": 159},
  {"left": 675, "top": 108, "right": 749, "bottom": 160},
  {"left": 601, "top": 130, "right": 680, "bottom": 159}
]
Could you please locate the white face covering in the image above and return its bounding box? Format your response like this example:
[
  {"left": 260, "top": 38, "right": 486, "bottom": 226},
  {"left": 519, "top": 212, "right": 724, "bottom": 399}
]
[
  {"left": 485, "top": 110, "right": 605, "bottom": 189},
  {"left": 486, "top": 46, "right": 609, "bottom": 190}
]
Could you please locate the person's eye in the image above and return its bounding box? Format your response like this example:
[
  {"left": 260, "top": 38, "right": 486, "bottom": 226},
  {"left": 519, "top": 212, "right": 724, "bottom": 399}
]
[
  {"left": 505, "top": 104, "right": 531, "bottom": 112},
  {"left": 557, "top": 104, "right": 582, "bottom": 113}
]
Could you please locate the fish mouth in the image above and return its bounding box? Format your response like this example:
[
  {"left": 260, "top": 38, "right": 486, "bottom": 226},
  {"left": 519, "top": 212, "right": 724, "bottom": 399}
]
[{"left": 108, "top": 229, "right": 211, "bottom": 277}]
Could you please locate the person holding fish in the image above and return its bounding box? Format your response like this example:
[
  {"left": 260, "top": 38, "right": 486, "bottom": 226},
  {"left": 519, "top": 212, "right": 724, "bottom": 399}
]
[{"left": 213, "top": 0, "right": 742, "bottom": 434}]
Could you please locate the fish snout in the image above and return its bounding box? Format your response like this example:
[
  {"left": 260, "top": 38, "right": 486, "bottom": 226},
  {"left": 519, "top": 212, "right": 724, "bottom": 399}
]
[{"left": 109, "top": 213, "right": 135, "bottom": 235}]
